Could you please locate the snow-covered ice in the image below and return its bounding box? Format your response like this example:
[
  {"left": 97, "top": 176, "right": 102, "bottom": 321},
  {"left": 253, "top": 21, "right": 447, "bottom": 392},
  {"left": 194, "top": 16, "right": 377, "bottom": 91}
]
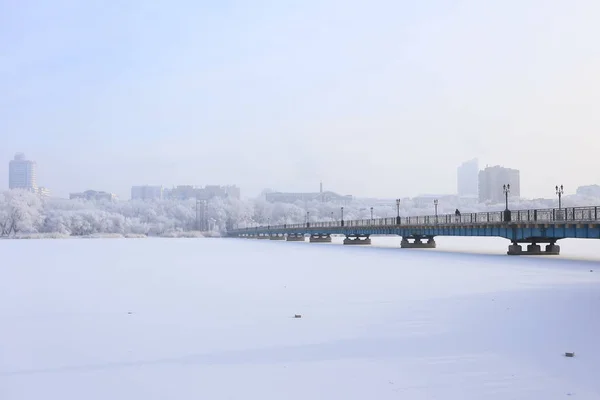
[{"left": 1, "top": 237, "right": 599, "bottom": 399}]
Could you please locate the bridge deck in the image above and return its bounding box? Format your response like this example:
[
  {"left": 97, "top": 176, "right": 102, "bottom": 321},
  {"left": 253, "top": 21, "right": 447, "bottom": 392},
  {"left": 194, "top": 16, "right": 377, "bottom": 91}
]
[{"left": 228, "top": 206, "right": 600, "bottom": 241}]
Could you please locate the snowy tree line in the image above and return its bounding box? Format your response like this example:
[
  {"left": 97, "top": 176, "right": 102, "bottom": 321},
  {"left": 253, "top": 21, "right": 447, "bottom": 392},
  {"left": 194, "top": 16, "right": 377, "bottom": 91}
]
[{"left": 1, "top": 188, "right": 599, "bottom": 238}]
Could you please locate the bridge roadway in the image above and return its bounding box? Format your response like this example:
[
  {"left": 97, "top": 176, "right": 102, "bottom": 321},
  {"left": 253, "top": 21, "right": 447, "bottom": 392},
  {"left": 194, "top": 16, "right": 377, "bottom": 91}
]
[{"left": 227, "top": 206, "right": 600, "bottom": 255}]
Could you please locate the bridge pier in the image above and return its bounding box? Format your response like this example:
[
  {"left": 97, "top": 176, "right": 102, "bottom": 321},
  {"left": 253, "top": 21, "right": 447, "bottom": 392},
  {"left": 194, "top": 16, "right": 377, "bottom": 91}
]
[
  {"left": 545, "top": 243, "right": 560, "bottom": 254},
  {"left": 343, "top": 235, "right": 371, "bottom": 245},
  {"left": 269, "top": 234, "right": 285, "bottom": 240},
  {"left": 286, "top": 234, "right": 305, "bottom": 242},
  {"left": 400, "top": 236, "right": 436, "bottom": 249},
  {"left": 309, "top": 234, "right": 332, "bottom": 243},
  {"left": 507, "top": 241, "right": 560, "bottom": 255}
]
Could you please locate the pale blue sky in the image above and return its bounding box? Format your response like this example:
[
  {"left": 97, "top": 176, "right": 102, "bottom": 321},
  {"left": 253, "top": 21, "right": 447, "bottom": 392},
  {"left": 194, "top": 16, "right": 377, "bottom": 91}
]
[{"left": 2, "top": 0, "right": 599, "bottom": 199}]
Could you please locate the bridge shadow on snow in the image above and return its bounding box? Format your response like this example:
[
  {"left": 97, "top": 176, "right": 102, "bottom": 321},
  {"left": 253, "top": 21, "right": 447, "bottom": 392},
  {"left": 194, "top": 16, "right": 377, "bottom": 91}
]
[{"left": 272, "top": 238, "right": 600, "bottom": 270}]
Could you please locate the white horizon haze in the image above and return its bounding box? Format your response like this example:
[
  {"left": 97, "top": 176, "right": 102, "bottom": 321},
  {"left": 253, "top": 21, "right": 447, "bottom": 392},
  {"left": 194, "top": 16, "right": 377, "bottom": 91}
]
[{"left": 2, "top": 0, "right": 599, "bottom": 199}]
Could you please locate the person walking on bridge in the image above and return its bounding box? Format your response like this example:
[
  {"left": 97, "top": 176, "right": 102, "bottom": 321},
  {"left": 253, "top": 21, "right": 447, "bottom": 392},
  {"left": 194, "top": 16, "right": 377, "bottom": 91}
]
[{"left": 455, "top": 209, "right": 461, "bottom": 222}]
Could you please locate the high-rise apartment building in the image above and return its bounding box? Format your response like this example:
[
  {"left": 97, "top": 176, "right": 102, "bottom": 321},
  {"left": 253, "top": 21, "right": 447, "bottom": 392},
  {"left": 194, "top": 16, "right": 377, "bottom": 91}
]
[
  {"left": 9, "top": 153, "right": 37, "bottom": 191},
  {"left": 457, "top": 158, "right": 479, "bottom": 197},
  {"left": 478, "top": 165, "right": 520, "bottom": 203}
]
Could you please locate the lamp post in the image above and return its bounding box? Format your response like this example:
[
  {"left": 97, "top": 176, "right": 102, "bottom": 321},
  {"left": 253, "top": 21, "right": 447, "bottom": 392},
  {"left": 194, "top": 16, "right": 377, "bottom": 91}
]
[
  {"left": 306, "top": 211, "right": 310, "bottom": 228},
  {"left": 503, "top": 184, "right": 511, "bottom": 222},
  {"left": 556, "top": 185, "right": 564, "bottom": 209},
  {"left": 331, "top": 211, "right": 334, "bottom": 223},
  {"left": 395, "top": 199, "right": 401, "bottom": 225},
  {"left": 341, "top": 206, "right": 344, "bottom": 227},
  {"left": 370, "top": 207, "right": 374, "bottom": 221},
  {"left": 434, "top": 199, "right": 438, "bottom": 224}
]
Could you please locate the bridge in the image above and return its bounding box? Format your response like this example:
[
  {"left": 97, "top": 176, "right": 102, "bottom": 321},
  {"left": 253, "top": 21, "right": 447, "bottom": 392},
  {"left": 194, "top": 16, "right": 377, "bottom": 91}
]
[{"left": 226, "top": 206, "right": 600, "bottom": 255}]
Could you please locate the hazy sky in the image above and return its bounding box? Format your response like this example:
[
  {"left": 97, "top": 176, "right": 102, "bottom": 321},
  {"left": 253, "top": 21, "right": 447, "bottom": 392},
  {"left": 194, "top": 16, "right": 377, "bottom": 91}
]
[{"left": 2, "top": 0, "right": 599, "bottom": 200}]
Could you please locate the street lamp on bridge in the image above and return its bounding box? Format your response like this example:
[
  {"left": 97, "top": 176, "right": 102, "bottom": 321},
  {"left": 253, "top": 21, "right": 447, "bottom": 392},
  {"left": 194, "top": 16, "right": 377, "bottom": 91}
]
[
  {"left": 370, "top": 207, "right": 374, "bottom": 221},
  {"left": 503, "top": 184, "right": 511, "bottom": 222},
  {"left": 341, "top": 206, "right": 344, "bottom": 227},
  {"left": 396, "top": 199, "right": 401, "bottom": 225},
  {"left": 434, "top": 199, "right": 438, "bottom": 223},
  {"left": 306, "top": 211, "right": 310, "bottom": 228},
  {"left": 556, "top": 185, "right": 564, "bottom": 209}
]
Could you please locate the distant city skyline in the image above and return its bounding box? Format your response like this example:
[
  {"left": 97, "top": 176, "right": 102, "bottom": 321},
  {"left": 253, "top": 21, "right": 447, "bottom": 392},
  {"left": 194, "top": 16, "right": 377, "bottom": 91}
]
[
  {"left": 3, "top": 151, "right": 585, "bottom": 202},
  {"left": 3, "top": 1, "right": 599, "bottom": 200}
]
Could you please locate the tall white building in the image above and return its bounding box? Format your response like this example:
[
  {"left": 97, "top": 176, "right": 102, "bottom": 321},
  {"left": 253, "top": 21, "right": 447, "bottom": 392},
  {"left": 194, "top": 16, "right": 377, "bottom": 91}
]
[
  {"left": 478, "top": 165, "right": 520, "bottom": 203},
  {"left": 9, "top": 153, "right": 37, "bottom": 191},
  {"left": 457, "top": 158, "right": 479, "bottom": 197}
]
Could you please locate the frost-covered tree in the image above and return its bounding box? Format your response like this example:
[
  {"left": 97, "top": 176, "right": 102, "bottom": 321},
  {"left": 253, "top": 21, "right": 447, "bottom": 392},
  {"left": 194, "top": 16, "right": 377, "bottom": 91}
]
[
  {"left": 0, "top": 190, "right": 43, "bottom": 236},
  {"left": 1, "top": 188, "right": 599, "bottom": 238}
]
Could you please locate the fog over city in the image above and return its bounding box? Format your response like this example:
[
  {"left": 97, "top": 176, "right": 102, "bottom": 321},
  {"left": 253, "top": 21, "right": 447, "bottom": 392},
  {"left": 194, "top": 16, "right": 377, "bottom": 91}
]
[
  {"left": 4, "top": 3, "right": 600, "bottom": 399},
  {"left": 2, "top": 0, "right": 600, "bottom": 200}
]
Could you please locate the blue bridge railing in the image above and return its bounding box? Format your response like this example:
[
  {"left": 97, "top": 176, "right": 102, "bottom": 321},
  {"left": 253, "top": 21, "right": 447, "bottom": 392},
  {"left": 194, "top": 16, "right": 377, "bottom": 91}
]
[{"left": 230, "top": 206, "right": 600, "bottom": 233}]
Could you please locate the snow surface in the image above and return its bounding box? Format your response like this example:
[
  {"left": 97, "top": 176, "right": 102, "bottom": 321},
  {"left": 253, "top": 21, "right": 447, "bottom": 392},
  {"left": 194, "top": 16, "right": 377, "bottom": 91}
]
[{"left": 1, "top": 237, "right": 599, "bottom": 399}]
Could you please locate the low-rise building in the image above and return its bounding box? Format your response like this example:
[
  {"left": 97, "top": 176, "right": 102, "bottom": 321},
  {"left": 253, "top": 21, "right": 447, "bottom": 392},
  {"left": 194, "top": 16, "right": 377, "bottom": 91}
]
[
  {"left": 412, "top": 194, "right": 458, "bottom": 209},
  {"left": 197, "top": 185, "right": 241, "bottom": 200},
  {"left": 163, "top": 185, "right": 197, "bottom": 201},
  {"left": 576, "top": 185, "right": 600, "bottom": 198},
  {"left": 37, "top": 187, "right": 51, "bottom": 198},
  {"left": 265, "top": 190, "right": 352, "bottom": 204},
  {"left": 70, "top": 190, "right": 117, "bottom": 202},
  {"left": 131, "top": 185, "right": 163, "bottom": 201},
  {"left": 163, "top": 185, "right": 241, "bottom": 201}
]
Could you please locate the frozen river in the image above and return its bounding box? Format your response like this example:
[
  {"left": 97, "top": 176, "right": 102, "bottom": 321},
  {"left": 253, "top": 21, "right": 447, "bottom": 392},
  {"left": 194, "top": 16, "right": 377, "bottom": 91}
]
[{"left": 1, "top": 237, "right": 599, "bottom": 399}]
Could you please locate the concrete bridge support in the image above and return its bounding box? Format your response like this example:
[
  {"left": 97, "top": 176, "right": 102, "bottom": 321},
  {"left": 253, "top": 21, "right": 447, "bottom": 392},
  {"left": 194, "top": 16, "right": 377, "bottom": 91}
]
[
  {"left": 400, "top": 236, "right": 436, "bottom": 249},
  {"left": 309, "top": 234, "right": 332, "bottom": 243},
  {"left": 507, "top": 241, "right": 560, "bottom": 255},
  {"left": 343, "top": 235, "right": 371, "bottom": 245},
  {"left": 286, "top": 234, "right": 305, "bottom": 242},
  {"left": 269, "top": 234, "right": 285, "bottom": 240}
]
